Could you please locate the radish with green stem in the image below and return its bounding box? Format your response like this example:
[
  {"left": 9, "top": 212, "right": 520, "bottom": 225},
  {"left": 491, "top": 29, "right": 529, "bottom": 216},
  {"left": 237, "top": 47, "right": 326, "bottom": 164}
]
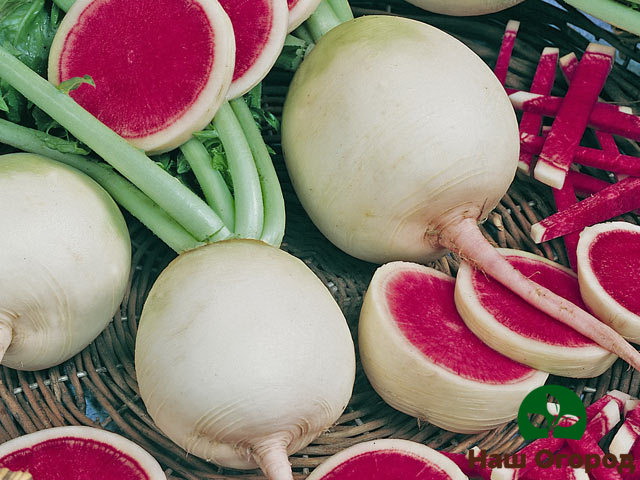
[
  {"left": 0, "top": 153, "right": 131, "bottom": 371},
  {"left": 282, "top": 15, "right": 640, "bottom": 370}
]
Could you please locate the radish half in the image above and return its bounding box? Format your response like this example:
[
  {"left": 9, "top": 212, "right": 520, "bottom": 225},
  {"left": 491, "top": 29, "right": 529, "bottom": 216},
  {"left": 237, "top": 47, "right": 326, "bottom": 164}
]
[
  {"left": 305, "top": 439, "right": 468, "bottom": 480},
  {"left": 135, "top": 240, "right": 355, "bottom": 480},
  {"left": 219, "top": 0, "right": 288, "bottom": 99},
  {"left": 0, "top": 426, "right": 165, "bottom": 479},
  {"left": 287, "top": 0, "right": 322, "bottom": 32},
  {"left": 455, "top": 249, "right": 617, "bottom": 378},
  {"left": 578, "top": 222, "right": 640, "bottom": 343},
  {"left": 48, "top": 0, "right": 235, "bottom": 153},
  {"left": 358, "top": 262, "right": 548, "bottom": 433}
]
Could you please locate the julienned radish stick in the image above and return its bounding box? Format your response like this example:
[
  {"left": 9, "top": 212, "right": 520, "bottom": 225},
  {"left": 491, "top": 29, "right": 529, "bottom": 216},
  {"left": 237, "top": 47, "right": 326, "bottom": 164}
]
[
  {"left": 534, "top": 44, "right": 615, "bottom": 189},
  {"left": 530, "top": 177, "right": 640, "bottom": 243},
  {"left": 0, "top": 45, "right": 231, "bottom": 243},
  {"left": 569, "top": 170, "right": 611, "bottom": 197},
  {"left": 552, "top": 173, "right": 580, "bottom": 269},
  {"left": 518, "top": 47, "right": 559, "bottom": 173},
  {"left": 283, "top": 16, "right": 640, "bottom": 370},
  {"left": 494, "top": 20, "right": 520, "bottom": 86}
]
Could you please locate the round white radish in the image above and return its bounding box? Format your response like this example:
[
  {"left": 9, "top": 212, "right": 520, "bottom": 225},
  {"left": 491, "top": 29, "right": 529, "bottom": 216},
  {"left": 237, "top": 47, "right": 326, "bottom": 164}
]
[
  {"left": 135, "top": 240, "right": 355, "bottom": 480},
  {"left": 220, "top": 0, "right": 288, "bottom": 99},
  {"left": 281, "top": 15, "right": 640, "bottom": 371},
  {"left": 287, "top": 0, "right": 322, "bottom": 32},
  {"left": 0, "top": 153, "right": 130, "bottom": 371},
  {"left": 577, "top": 222, "right": 640, "bottom": 343},
  {"left": 0, "top": 426, "right": 165, "bottom": 479},
  {"left": 306, "top": 439, "right": 468, "bottom": 480},
  {"left": 402, "top": 0, "right": 525, "bottom": 16},
  {"left": 48, "top": 0, "right": 235, "bottom": 153},
  {"left": 455, "top": 248, "right": 617, "bottom": 378},
  {"left": 359, "top": 262, "right": 548, "bottom": 433}
]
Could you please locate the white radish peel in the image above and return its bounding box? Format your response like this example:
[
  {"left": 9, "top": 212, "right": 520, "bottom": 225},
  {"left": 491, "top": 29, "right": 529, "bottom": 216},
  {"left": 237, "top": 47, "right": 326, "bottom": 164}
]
[
  {"left": 0, "top": 153, "right": 131, "bottom": 371},
  {"left": 402, "top": 0, "right": 525, "bottom": 16},
  {"left": 135, "top": 240, "right": 355, "bottom": 480}
]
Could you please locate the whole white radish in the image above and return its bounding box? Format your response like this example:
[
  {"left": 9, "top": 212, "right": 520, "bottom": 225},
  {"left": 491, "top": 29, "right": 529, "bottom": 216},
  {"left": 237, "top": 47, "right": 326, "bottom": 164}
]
[
  {"left": 0, "top": 153, "right": 131, "bottom": 371},
  {"left": 281, "top": 15, "right": 640, "bottom": 369},
  {"left": 403, "top": 0, "right": 525, "bottom": 16},
  {"left": 135, "top": 240, "right": 355, "bottom": 480}
]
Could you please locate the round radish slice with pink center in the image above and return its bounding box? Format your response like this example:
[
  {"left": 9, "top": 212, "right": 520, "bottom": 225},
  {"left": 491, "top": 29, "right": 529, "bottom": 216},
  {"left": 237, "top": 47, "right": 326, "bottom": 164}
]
[
  {"left": 219, "top": 0, "right": 287, "bottom": 99},
  {"left": 0, "top": 426, "right": 165, "bottom": 479},
  {"left": 287, "top": 0, "right": 322, "bottom": 32},
  {"left": 578, "top": 222, "right": 640, "bottom": 343},
  {"left": 48, "top": 0, "right": 235, "bottom": 153},
  {"left": 455, "top": 248, "right": 617, "bottom": 378},
  {"left": 359, "top": 262, "right": 547, "bottom": 434},
  {"left": 306, "top": 439, "right": 468, "bottom": 480}
]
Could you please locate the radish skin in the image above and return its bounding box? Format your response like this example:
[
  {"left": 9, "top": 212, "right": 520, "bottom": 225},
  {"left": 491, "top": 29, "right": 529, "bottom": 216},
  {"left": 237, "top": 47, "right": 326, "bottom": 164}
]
[{"left": 401, "top": 0, "right": 525, "bottom": 16}]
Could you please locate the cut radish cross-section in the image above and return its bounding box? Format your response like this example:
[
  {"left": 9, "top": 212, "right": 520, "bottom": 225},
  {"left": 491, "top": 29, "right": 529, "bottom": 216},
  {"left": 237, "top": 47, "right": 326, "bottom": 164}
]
[
  {"left": 359, "top": 262, "right": 548, "bottom": 434},
  {"left": 219, "top": 0, "right": 288, "bottom": 99},
  {"left": 578, "top": 222, "right": 640, "bottom": 343},
  {"left": 306, "top": 439, "right": 468, "bottom": 480},
  {"left": 455, "top": 248, "right": 617, "bottom": 378},
  {"left": 48, "top": 0, "right": 235, "bottom": 153},
  {"left": 0, "top": 426, "right": 166, "bottom": 480}
]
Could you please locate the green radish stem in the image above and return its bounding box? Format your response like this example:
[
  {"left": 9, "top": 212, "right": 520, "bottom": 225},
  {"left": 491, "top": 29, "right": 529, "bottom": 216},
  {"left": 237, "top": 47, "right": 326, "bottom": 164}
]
[
  {"left": 563, "top": 0, "right": 640, "bottom": 36},
  {"left": 0, "top": 46, "right": 231, "bottom": 243},
  {"left": 213, "top": 101, "right": 264, "bottom": 239},
  {"left": 179, "top": 138, "right": 235, "bottom": 231},
  {"left": 326, "top": 0, "right": 354, "bottom": 23},
  {"left": 51, "top": 0, "right": 76, "bottom": 11},
  {"left": 305, "top": 0, "right": 342, "bottom": 40},
  {"left": 230, "top": 98, "right": 286, "bottom": 247},
  {"left": 293, "top": 25, "right": 315, "bottom": 44},
  {"left": 0, "top": 119, "right": 201, "bottom": 253}
]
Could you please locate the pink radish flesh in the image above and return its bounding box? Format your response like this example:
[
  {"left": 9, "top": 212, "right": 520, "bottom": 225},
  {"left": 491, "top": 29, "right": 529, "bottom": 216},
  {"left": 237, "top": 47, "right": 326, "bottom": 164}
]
[
  {"left": 0, "top": 436, "right": 149, "bottom": 479},
  {"left": 587, "top": 229, "right": 640, "bottom": 313},
  {"left": 468, "top": 254, "right": 594, "bottom": 347},
  {"left": 387, "top": 269, "right": 533, "bottom": 383},
  {"left": 313, "top": 451, "right": 451, "bottom": 479},
  {"left": 494, "top": 20, "right": 520, "bottom": 86}
]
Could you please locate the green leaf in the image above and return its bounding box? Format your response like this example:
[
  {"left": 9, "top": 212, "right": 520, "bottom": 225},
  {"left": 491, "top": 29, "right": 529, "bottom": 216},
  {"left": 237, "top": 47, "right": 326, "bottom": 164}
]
[
  {"left": 0, "top": 88, "right": 8, "bottom": 112},
  {"left": 57, "top": 75, "right": 95, "bottom": 95},
  {"left": 41, "top": 134, "right": 91, "bottom": 155}
]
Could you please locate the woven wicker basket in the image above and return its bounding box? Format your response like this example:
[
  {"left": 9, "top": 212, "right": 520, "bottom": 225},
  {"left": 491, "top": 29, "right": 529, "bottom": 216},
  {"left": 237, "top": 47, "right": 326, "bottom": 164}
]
[{"left": 1, "top": 1, "right": 639, "bottom": 479}]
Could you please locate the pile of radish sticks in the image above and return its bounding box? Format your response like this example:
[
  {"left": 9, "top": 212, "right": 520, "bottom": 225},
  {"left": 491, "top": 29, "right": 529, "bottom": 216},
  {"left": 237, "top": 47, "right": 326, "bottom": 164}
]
[{"left": 493, "top": 19, "right": 640, "bottom": 270}]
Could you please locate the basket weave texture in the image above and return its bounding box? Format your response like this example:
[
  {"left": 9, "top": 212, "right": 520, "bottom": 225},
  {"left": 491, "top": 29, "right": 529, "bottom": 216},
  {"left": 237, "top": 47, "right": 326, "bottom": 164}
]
[{"left": 1, "top": 1, "right": 639, "bottom": 479}]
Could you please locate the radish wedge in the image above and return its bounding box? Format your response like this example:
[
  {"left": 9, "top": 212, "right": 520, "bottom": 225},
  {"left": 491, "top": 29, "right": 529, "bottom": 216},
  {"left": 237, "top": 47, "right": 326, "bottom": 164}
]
[
  {"left": 359, "top": 262, "right": 548, "bottom": 434},
  {"left": 578, "top": 222, "right": 640, "bottom": 342},
  {"left": 287, "top": 0, "right": 323, "bottom": 32},
  {"left": 48, "top": 0, "right": 235, "bottom": 153},
  {"left": 305, "top": 439, "right": 468, "bottom": 480},
  {"left": 455, "top": 248, "right": 617, "bottom": 377},
  {"left": 220, "top": 0, "right": 288, "bottom": 99},
  {"left": 0, "top": 426, "right": 165, "bottom": 479}
]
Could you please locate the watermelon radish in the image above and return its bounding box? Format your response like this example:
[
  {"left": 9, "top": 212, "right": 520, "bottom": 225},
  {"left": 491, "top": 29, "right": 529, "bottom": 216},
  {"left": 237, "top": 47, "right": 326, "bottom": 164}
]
[
  {"left": 577, "top": 222, "right": 640, "bottom": 343},
  {"left": 358, "top": 262, "right": 548, "bottom": 433},
  {"left": 219, "top": 0, "right": 288, "bottom": 99},
  {"left": 0, "top": 426, "right": 165, "bottom": 479},
  {"left": 287, "top": 0, "right": 323, "bottom": 32},
  {"left": 455, "top": 248, "right": 617, "bottom": 378},
  {"left": 48, "top": 0, "right": 235, "bottom": 153},
  {"left": 305, "top": 439, "right": 468, "bottom": 480}
]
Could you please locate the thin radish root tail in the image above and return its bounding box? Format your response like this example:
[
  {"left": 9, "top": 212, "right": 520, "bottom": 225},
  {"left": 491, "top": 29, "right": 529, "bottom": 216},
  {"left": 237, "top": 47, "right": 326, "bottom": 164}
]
[
  {"left": 0, "top": 319, "right": 13, "bottom": 364},
  {"left": 251, "top": 436, "right": 294, "bottom": 480}
]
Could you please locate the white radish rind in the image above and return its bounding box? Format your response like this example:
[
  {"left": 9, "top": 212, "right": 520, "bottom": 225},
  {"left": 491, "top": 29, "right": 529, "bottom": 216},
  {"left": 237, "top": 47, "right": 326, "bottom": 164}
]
[
  {"left": 135, "top": 240, "right": 355, "bottom": 479},
  {"left": 222, "top": 0, "right": 288, "bottom": 100},
  {"left": 287, "top": 0, "right": 322, "bottom": 32},
  {"left": 48, "top": 0, "right": 236, "bottom": 154},
  {"left": 577, "top": 222, "right": 640, "bottom": 343},
  {"left": 401, "top": 0, "right": 524, "bottom": 16},
  {"left": 455, "top": 248, "right": 617, "bottom": 378},
  {"left": 358, "top": 262, "right": 548, "bottom": 434},
  {"left": 0, "top": 153, "right": 131, "bottom": 371},
  {"left": 0, "top": 426, "right": 166, "bottom": 479},
  {"left": 305, "top": 439, "right": 468, "bottom": 480}
]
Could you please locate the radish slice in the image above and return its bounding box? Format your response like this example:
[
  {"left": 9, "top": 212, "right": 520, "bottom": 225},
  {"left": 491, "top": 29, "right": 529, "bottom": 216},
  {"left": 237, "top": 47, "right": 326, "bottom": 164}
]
[
  {"left": 305, "top": 439, "right": 468, "bottom": 480},
  {"left": 358, "top": 262, "right": 548, "bottom": 433},
  {"left": 610, "top": 403, "right": 640, "bottom": 457},
  {"left": 0, "top": 426, "right": 165, "bottom": 479},
  {"left": 48, "top": 0, "right": 235, "bottom": 153},
  {"left": 219, "top": 0, "right": 288, "bottom": 99},
  {"left": 578, "top": 222, "right": 640, "bottom": 342},
  {"left": 455, "top": 248, "right": 617, "bottom": 377},
  {"left": 287, "top": 0, "right": 322, "bottom": 32}
]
